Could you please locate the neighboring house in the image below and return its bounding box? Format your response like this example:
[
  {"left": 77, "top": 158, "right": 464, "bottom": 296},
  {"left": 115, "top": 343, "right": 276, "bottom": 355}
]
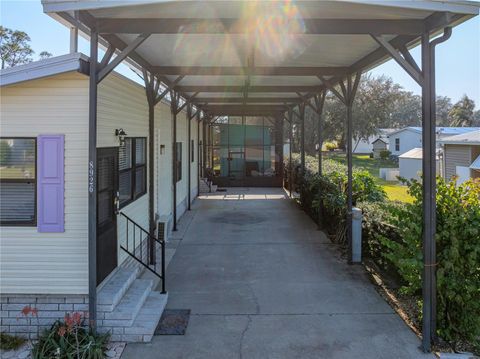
[
  {"left": 398, "top": 148, "right": 441, "bottom": 181},
  {"left": 388, "top": 126, "right": 480, "bottom": 156},
  {"left": 439, "top": 130, "right": 480, "bottom": 184},
  {"left": 0, "top": 54, "right": 203, "bottom": 342},
  {"left": 353, "top": 128, "right": 395, "bottom": 153},
  {"left": 371, "top": 138, "right": 389, "bottom": 158}
]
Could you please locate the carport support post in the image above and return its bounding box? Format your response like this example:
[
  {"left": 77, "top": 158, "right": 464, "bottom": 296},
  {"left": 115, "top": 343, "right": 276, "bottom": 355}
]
[
  {"left": 87, "top": 30, "right": 98, "bottom": 327},
  {"left": 420, "top": 27, "right": 451, "bottom": 352},
  {"left": 171, "top": 92, "right": 178, "bottom": 231},
  {"left": 315, "top": 92, "right": 326, "bottom": 229},
  {"left": 288, "top": 109, "right": 293, "bottom": 197},
  {"left": 143, "top": 72, "right": 156, "bottom": 265},
  {"left": 299, "top": 103, "right": 306, "bottom": 176},
  {"left": 197, "top": 111, "right": 201, "bottom": 195},
  {"left": 187, "top": 104, "right": 192, "bottom": 210}
]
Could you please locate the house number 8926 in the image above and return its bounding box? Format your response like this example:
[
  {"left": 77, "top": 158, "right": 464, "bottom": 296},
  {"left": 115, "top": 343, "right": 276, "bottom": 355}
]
[{"left": 88, "top": 161, "right": 95, "bottom": 193}]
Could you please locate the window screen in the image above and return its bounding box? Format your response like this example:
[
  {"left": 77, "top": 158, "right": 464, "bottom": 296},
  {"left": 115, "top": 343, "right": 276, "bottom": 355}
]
[{"left": 0, "top": 138, "right": 36, "bottom": 225}]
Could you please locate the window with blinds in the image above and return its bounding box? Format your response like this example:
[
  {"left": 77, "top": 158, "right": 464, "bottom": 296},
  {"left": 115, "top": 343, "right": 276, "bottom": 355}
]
[
  {"left": 0, "top": 138, "right": 37, "bottom": 226},
  {"left": 119, "top": 137, "right": 146, "bottom": 207},
  {"left": 176, "top": 142, "right": 182, "bottom": 182}
]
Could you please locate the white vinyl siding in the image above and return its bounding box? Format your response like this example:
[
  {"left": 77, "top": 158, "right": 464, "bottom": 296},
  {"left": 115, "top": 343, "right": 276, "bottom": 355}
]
[
  {"left": 97, "top": 73, "right": 149, "bottom": 265},
  {"left": 0, "top": 72, "right": 89, "bottom": 295}
]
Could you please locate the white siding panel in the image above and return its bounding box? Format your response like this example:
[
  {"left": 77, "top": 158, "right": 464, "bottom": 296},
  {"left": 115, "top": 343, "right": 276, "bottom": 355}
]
[
  {"left": 154, "top": 104, "right": 173, "bottom": 218},
  {"left": 0, "top": 72, "right": 89, "bottom": 294},
  {"left": 97, "top": 73, "right": 149, "bottom": 265}
]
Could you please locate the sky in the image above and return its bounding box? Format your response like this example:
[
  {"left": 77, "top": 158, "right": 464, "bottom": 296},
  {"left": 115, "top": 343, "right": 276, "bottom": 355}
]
[{"left": 1, "top": 0, "right": 479, "bottom": 105}]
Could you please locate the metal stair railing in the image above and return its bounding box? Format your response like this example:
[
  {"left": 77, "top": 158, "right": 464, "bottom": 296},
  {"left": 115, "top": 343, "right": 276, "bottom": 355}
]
[{"left": 119, "top": 212, "right": 166, "bottom": 293}]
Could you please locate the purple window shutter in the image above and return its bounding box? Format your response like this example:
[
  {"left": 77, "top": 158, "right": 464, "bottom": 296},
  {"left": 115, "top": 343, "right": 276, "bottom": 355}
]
[{"left": 37, "top": 135, "right": 65, "bottom": 232}]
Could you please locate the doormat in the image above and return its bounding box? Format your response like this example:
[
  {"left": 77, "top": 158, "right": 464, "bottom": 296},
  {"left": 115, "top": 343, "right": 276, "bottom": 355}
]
[
  {"left": 154, "top": 309, "right": 191, "bottom": 335},
  {"left": 217, "top": 188, "right": 227, "bottom": 192}
]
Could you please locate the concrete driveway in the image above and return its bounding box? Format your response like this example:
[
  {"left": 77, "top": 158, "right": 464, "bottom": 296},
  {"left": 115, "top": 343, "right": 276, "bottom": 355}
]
[{"left": 123, "top": 187, "right": 431, "bottom": 359}]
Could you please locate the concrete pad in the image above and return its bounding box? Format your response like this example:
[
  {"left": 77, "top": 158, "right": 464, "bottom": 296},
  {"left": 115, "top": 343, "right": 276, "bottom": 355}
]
[{"left": 123, "top": 187, "right": 433, "bottom": 358}]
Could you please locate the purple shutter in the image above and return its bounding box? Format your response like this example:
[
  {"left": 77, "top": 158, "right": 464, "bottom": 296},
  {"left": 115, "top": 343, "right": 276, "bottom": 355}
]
[{"left": 37, "top": 135, "right": 65, "bottom": 232}]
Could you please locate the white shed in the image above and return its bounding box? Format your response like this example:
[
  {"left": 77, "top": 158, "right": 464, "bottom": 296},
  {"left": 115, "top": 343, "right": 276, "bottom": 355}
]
[{"left": 399, "top": 148, "right": 441, "bottom": 181}]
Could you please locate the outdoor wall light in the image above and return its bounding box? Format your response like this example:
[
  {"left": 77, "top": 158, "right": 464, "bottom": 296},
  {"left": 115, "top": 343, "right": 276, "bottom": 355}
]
[
  {"left": 160, "top": 144, "right": 166, "bottom": 155},
  {"left": 115, "top": 128, "right": 127, "bottom": 146},
  {"left": 315, "top": 143, "right": 320, "bottom": 152}
]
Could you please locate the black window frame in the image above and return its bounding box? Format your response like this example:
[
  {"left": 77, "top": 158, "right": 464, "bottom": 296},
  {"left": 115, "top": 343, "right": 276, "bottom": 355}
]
[
  {"left": 395, "top": 138, "right": 400, "bottom": 151},
  {"left": 119, "top": 137, "right": 147, "bottom": 209},
  {"left": 175, "top": 142, "right": 182, "bottom": 182},
  {"left": 0, "top": 137, "right": 37, "bottom": 227}
]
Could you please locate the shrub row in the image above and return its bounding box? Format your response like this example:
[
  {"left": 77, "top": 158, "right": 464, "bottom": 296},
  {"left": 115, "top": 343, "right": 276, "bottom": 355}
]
[{"left": 284, "top": 153, "right": 480, "bottom": 351}]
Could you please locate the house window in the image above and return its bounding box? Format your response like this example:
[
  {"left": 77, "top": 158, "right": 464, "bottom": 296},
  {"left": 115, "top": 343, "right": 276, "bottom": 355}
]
[
  {"left": 119, "top": 137, "right": 146, "bottom": 207},
  {"left": 0, "top": 138, "right": 36, "bottom": 226},
  {"left": 175, "top": 142, "right": 182, "bottom": 182},
  {"left": 191, "top": 139, "right": 194, "bottom": 163},
  {"left": 395, "top": 138, "right": 400, "bottom": 152}
]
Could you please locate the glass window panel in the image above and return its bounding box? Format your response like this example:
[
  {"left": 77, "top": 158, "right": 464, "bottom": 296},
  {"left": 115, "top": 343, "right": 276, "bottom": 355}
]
[
  {"left": 135, "top": 138, "right": 146, "bottom": 165},
  {"left": 0, "top": 182, "right": 35, "bottom": 223},
  {"left": 212, "top": 125, "right": 222, "bottom": 146},
  {"left": 245, "top": 116, "right": 264, "bottom": 126},
  {"left": 245, "top": 125, "right": 264, "bottom": 146},
  {"left": 135, "top": 167, "right": 146, "bottom": 196},
  {"left": 263, "top": 145, "right": 276, "bottom": 176},
  {"left": 228, "top": 124, "right": 245, "bottom": 146},
  {"left": 228, "top": 116, "right": 243, "bottom": 125},
  {"left": 245, "top": 146, "right": 264, "bottom": 176},
  {"left": 0, "top": 138, "right": 36, "bottom": 179},
  {"left": 119, "top": 138, "right": 132, "bottom": 170},
  {"left": 119, "top": 171, "right": 132, "bottom": 205}
]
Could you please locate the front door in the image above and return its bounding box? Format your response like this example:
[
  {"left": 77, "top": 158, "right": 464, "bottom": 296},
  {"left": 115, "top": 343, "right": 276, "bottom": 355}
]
[
  {"left": 228, "top": 150, "right": 245, "bottom": 179},
  {"left": 97, "top": 148, "right": 118, "bottom": 285}
]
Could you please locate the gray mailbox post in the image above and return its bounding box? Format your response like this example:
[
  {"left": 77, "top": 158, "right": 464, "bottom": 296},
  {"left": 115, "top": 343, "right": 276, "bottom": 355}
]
[{"left": 351, "top": 207, "right": 362, "bottom": 263}]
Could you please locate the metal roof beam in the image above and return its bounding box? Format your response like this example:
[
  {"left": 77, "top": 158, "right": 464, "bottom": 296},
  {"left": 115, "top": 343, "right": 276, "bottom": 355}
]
[
  {"left": 96, "top": 18, "right": 429, "bottom": 35},
  {"left": 150, "top": 66, "right": 348, "bottom": 76},
  {"left": 177, "top": 85, "right": 324, "bottom": 93},
  {"left": 194, "top": 97, "right": 302, "bottom": 104}
]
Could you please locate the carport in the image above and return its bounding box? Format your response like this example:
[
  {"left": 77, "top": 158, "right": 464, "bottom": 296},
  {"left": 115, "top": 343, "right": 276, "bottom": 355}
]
[{"left": 42, "top": 0, "right": 479, "bottom": 352}]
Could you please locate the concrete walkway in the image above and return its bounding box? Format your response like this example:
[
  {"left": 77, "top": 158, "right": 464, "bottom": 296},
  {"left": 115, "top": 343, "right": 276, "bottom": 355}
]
[{"left": 123, "top": 188, "right": 431, "bottom": 359}]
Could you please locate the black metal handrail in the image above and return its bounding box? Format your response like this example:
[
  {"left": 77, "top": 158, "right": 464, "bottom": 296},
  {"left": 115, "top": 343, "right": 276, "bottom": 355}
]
[{"left": 119, "top": 212, "right": 166, "bottom": 293}]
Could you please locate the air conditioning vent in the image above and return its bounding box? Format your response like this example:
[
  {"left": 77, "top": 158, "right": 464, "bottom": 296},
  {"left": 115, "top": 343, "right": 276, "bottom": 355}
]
[{"left": 157, "top": 221, "right": 167, "bottom": 242}]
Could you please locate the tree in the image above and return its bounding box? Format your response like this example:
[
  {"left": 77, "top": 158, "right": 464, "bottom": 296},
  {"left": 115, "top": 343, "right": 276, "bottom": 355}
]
[
  {"left": 435, "top": 95, "right": 453, "bottom": 126},
  {"left": 0, "top": 26, "right": 34, "bottom": 69},
  {"left": 449, "top": 95, "right": 476, "bottom": 127},
  {"left": 39, "top": 51, "right": 53, "bottom": 60}
]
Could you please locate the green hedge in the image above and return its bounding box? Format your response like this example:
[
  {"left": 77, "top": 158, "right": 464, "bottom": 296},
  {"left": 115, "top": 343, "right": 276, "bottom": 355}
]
[{"left": 285, "top": 153, "right": 480, "bottom": 350}]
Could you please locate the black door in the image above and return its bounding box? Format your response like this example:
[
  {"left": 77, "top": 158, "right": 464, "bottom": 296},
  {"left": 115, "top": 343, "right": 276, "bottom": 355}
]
[{"left": 97, "top": 148, "right": 119, "bottom": 285}]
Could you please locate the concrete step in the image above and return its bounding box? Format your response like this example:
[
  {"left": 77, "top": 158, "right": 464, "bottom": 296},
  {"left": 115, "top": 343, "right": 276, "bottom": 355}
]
[
  {"left": 119, "top": 291, "right": 168, "bottom": 342},
  {"left": 102, "top": 279, "right": 153, "bottom": 321},
  {"left": 97, "top": 267, "right": 139, "bottom": 312}
]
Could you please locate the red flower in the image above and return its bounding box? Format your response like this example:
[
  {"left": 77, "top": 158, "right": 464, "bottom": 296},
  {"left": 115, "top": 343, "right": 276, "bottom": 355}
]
[{"left": 20, "top": 305, "right": 38, "bottom": 317}]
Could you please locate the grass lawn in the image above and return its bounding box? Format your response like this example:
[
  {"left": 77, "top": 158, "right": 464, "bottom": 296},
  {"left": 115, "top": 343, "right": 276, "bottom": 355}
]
[{"left": 325, "top": 152, "right": 413, "bottom": 203}]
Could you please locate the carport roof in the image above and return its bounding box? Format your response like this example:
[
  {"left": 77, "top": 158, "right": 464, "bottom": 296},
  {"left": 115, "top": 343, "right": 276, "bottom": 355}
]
[{"left": 42, "top": 0, "right": 479, "bottom": 116}]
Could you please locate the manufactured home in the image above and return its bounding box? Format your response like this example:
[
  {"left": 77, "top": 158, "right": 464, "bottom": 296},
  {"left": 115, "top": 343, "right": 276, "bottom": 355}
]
[
  {"left": 0, "top": 54, "right": 203, "bottom": 341},
  {"left": 388, "top": 126, "right": 480, "bottom": 156},
  {"left": 439, "top": 130, "right": 480, "bottom": 183}
]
